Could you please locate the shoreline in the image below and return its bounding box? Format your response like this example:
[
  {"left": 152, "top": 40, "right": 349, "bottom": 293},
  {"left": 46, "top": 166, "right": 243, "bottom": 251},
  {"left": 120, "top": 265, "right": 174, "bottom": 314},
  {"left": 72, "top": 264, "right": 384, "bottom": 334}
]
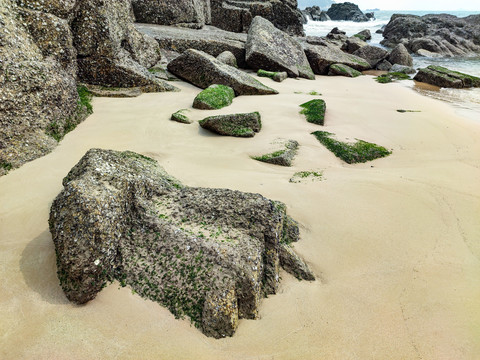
[{"left": 1, "top": 74, "right": 480, "bottom": 359}]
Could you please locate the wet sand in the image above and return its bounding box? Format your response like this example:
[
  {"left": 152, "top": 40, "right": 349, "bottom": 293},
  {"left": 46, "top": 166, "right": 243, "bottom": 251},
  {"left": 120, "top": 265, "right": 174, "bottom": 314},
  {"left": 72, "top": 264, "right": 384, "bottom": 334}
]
[{"left": 1, "top": 74, "right": 480, "bottom": 359}]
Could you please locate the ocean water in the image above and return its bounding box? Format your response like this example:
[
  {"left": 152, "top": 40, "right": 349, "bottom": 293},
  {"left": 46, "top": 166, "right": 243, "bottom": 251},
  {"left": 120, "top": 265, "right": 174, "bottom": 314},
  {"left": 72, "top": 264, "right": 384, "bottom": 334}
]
[{"left": 304, "top": 10, "right": 480, "bottom": 118}]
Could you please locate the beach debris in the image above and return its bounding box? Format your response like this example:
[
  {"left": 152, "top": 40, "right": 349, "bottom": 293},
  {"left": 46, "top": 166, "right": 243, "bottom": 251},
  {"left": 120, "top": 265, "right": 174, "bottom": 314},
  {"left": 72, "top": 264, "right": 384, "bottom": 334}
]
[
  {"left": 199, "top": 112, "right": 261, "bottom": 137},
  {"left": 257, "top": 69, "right": 288, "bottom": 82},
  {"left": 328, "top": 63, "right": 362, "bottom": 77},
  {"left": 312, "top": 131, "right": 391, "bottom": 163},
  {"left": 300, "top": 99, "right": 327, "bottom": 125},
  {"left": 245, "top": 16, "right": 314, "bottom": 80},
  {"left": 289, "top": 171, "right": 324, "bottom": 183},
  {"left": 193, "top": 84, "right": 235, "bottom": 110},
  {"left": 171, "top": 109, "right": 192, "bottom": 124},
  {"left": 253, "top": 140, "right": 299, "bottom": 167},
  {"left": 414, "top": 65, "right": 480, "bottom": 89},
  {"left": 49, "top": 149, "right": 314, "bottom": 338},
  {"left": 167, "top": 49, "right": 278, "bottom": 95}
]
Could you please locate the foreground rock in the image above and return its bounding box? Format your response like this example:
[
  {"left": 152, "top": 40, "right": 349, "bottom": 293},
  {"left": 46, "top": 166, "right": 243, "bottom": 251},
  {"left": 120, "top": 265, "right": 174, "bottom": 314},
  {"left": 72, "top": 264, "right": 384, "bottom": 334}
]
[
  {"left": 387, "top": 43, "right": 413, "bottom": 67},
  {"left": 246, "top": 16, "right": 314, "bottom": 79},
  {"left": 326, "top": 2, "right": 369, "bottom": 22},
  {"left": 381, "top": 14, "right": 480, "bottom": 57},
  {"left": 49, "top": 149, "right": 314, "bottom": 337},
  {"left": 167, "top": 49, "right": 278, "bottom": 95},
  {"left": 199, "top": 112, "right": 262, "bottom": 137},
  {"left": 414, "top": 66, "right": 480, "bottom": 88},
  {"left": 193, "top": 84, "right": 235, "bottom": 110}
]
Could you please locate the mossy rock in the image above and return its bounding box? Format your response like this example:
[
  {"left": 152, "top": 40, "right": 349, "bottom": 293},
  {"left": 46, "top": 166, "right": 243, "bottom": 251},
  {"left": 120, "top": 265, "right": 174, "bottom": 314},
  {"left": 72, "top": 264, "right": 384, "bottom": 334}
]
[
  {"left": 312, "top": 131, "right": 391, "bottom": 163},
  {"left": 171, "top": 109, "right": 192, "bottom": 124},
  {"left": 328, "top": 64, "right": 362, "bottom": 78},
  {"left": 375, "top": 72, "right": 411, "bottom": 83},
  {"left": 300, "top": 99, "right": 326, "bottom": 125},
  {"left": 257, "top": 69, "right": 288, "bottom": 83},
  {"left": 193, "top": 84, "right": 235, "bottom": 110},
  {"left": 253, "top": 140, "right": 299, "bottom": 166},
  {"left": 199, "top": 112, "right": 261, "bottom": 137},
  {"left": 414, "top": 65, "right": 480, "bottom": 88}
]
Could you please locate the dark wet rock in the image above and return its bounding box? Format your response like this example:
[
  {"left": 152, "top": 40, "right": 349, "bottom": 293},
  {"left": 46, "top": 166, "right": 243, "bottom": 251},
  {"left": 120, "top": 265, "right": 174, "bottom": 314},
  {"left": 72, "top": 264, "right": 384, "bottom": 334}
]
[
  {"left": 253, "top": 140, "right": 299, "bottom": 166},
  {"left": 136, "top": 23, "right": 248, "bottom": 68},
  {"left": 167, "top": 49, "right": 278, "bottom": 95},
  {"left": 304, "top": 43, "right": 371, "bottom": 75},
  {"left": 354, "top": 29, "right": 371, "bottom": 41},
  {"left": 341, "top": 36, "right": 367, "bottom": 54},
  {"left": 325, "top": 27, "right": 348, "bottom": 46},
  {"left": 132, "top": 0, "right": 211, "bottom": 29},
  {"left": 414, "top": 65, "right": 480, "bottom": 88},
  {"left": 193, "top": 84, "right": 235, "bottom": 110},
  {"left": 352, "top": 45, "right": 389, "bottom": 67},
  {"left": 257, "top": 69, "right": 289, "bottom": 82},
  {"left": 171, "top": 109, "right": 193, "bottom": 124},
  {"left": 302, "top": 6, "right": 330, "bottom": 22},
  {"left": 381, "top": 14, "right": 480, "bottom": 56},
  {"left": 210, "top": 0, "right": 305, "bottom": 36},
  {"left": 376, "top": 59, "right": 392, "bottom": 71},
  {"left": 328, "top": 63, "right": 362, "bottom": 77},
  {"left": 245, "top": 16, "right": 314, "bottom": 79},
  {"left": 387, "top": 43, "right": 413, "bottom": 67},
  {"left": 390, "top": 64, "right": 416, "bottom": 74},
  {"left": 327, "top": 2, "right": 369, "bottom": 22},
  {"left": 365, "top": 12, "right": 375, "bottom": 20},
  {"left": 199, "top": 112, "right": 261, "bottom": 137},
  {"left": 217, "top": 51, "right": 238, "bottom": 67},
  {"left": 49, "top": 148, "right": 314, "bottom": 338}
]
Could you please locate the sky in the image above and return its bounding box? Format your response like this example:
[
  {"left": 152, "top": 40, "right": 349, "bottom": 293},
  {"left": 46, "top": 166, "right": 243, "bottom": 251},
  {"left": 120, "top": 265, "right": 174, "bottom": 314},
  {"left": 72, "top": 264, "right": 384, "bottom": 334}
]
[{"left": 351, "top": 0, "right": 480, "bottom": 11}]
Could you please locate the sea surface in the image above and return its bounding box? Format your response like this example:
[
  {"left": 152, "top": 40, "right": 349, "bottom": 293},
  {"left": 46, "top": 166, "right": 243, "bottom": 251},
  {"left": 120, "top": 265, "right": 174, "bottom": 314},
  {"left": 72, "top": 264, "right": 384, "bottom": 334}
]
[{"left": 304, "top": 10, "right": 480, "bottom": 119}]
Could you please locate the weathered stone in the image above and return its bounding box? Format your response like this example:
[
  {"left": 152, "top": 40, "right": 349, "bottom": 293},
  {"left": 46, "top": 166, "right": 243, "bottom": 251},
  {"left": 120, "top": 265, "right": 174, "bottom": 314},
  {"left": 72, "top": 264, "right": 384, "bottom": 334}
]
[
  {"left": 353, "top": 45, "right": 389, "bottom": 67},
  {"left": 304, "top": 43, "right": 371, "bottom": 75},
  {"left": 83, "top": 84, "right": 143, "bottom": 98},
  {"left": 167, "top": 49, "right": 278, "bottom": 95},
  {"left": 414, "top": 65, "right": 480, "bottom": 89},
  {"left": 376, "top": 59, "right": 392, "bottom": 71},
  {"left": 327, "top": 2, "right": 368, "bottom": 22},
  {"left": 390, "top": 64, "right": 416, "bottom": 74},
  {"left": 199, "top": 112, "right": 261, "bottom": 137},
  {"left": 341, "top": 36, "right": 367, "bottom": 54},
  {"left": 354, "top": 29, "right": 371, "bottom": 41},
  {"left": 253, "top": 139, "right": 299, "bottom": 166},
  {"left": 328, "top": 63, "right": 362, "bottom": 77},
  {"left": 217, "top": 51, "right": 238, "bottom": 67},
  {"left": 302, "top": 6, "right": 330, "bottom": 22},
  {"left": 193, "top": 84, "right": 235, "bottom": 110},
  {"left": 171, "top": 109, "right": 193, "bottom": 124},
  {"left": 132, "top": 0, "right": 211, "bottom": 29},
  {"left": 388, "top": 43, "right": 413, "bottom": 67},
  {"left": 245, "top": 16, "right": 314, "bottom": 79},
  {"left": 16, "top": 0, "right": 77, "bottom": 19},
  {"left": 136, "top": 23, "right": 248, "bottom": 67},
  {"left": 49, "top": 149, "right": 313, "bottom": 337}
]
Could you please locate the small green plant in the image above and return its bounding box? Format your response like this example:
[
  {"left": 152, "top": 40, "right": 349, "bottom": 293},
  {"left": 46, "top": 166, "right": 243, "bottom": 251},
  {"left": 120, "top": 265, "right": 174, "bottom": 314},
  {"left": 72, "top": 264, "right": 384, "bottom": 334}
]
[
  {"left": 289, "top": 170, "right": 323, "bottom": 183},
  {"left": 171, "top": 109, "right": 191, "bottom": 124},
  {"left": 312, "top": 131, "right": 391, "bottom": 163},
  {"left": 308, "top": 91, "right": 321, "bottom": 95},
  {"left": 77, "top": 85, "right": 93, "bottom": 114},
  {"left": 0, "top": 161, "right": 13, "bottom": 172},
  {"left": 375, "top": 72, "right": 411, "bottom": 83},
  {"left": 300, "top": 99, "right": 327, "bottom": 125}
]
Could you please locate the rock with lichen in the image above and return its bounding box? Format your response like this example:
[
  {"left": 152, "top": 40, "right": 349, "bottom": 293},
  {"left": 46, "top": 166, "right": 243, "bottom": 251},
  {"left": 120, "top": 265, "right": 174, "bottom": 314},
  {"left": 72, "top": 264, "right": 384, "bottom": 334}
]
[
  {"left": 199, "top": 112, "right": 262, "bottom": 137},
  {"left": 49, "top": 148, "right": 314, "bottom": 338},
  {"left": 253, "top": 139, "right": 299, "bottom": 166}
]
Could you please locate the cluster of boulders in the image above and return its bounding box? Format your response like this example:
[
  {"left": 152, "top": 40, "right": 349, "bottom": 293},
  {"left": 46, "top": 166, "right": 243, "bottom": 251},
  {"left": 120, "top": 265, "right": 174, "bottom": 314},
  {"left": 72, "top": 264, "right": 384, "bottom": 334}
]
[{"left": 301, "top": 2, "right": 374, "bottom": 23}]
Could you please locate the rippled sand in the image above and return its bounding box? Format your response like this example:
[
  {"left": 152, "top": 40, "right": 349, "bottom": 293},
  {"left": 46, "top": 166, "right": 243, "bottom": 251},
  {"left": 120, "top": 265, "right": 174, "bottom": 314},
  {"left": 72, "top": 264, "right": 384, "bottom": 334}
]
[{"left": 1, "top": 74, "right": 480, "bottom": 359}]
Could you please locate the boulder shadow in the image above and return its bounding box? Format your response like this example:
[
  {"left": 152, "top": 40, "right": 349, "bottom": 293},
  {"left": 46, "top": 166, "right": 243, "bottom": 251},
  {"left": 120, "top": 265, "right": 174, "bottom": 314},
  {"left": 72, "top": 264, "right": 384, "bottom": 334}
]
[{"left": 20, "top": 230, "right": 70, "bottom": 305}]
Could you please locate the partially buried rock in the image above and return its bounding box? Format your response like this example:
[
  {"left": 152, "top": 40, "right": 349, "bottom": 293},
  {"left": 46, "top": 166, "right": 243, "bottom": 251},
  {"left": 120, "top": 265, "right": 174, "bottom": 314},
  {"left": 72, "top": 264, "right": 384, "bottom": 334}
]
[
  {"left": 300, "top": 99, "right": 327, "bottom": 125},
  {"left": 49, "top": 149, "right": 314, "bottom": 338},
  {"left": 199, "top": 112, "right": 261, "bottom": 137},
  {"left": 245, "top": 16, "right": 315, "bottom": 79},
  {"left": 414, "top": 65, "right": 480, "bottom": 88},
  {"left": 171, "top": 109, "right": 192, "bottom": 124},
  {"left": 328, "top": 64, "right": 362, "bottom": 78},
  {"left": 257, "top": 69, "right": 288, "bottom": 83},
  {"left": 167, "top": 49, "right": 278, "bottom": 95},
  {"left": 193, "top": 85, "right": 235, "bottom": 110},
  {"left": 253, "top": 140, "right": 299, "bottom": 167}
]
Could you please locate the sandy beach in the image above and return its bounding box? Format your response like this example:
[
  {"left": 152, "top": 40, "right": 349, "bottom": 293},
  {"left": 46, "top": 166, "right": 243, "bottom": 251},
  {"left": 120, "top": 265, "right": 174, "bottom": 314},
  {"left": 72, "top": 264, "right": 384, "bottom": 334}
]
[{"left": 1, "top": 74, "right": 479, "bottom": 359}]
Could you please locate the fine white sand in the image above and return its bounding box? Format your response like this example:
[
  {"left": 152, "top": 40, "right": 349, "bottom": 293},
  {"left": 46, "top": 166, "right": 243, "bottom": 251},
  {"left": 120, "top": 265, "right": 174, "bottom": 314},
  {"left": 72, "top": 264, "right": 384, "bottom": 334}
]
[{"left": 1, "top": 74, "right": 479, "bottom": 359}]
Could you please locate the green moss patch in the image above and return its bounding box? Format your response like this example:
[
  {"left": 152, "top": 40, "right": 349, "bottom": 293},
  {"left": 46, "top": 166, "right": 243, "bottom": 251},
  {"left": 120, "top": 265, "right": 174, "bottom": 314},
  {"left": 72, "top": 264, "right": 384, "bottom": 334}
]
[
  {"left": 312, "top": 131, "right": 391, "bottom": 163},
  {"left": 428, "top": 65, "right": 480, "bottom": 87},
  {"left": 300, "top": 99, "right": 327, "bottom": 125},
  {"left": 376, "top": 72, "right": 411, "bottom": 83},
  {"left": 257, "top": 69, "right": 277, "bottom": 79},
  {"left": 193, "top": 84, "right": 235, "bottom": 110},
  {"left": 289, "top": 170, "right": 323, "bottom": 183},
  {"left": 171, "top": 109, "right": 192, "bottom": 124},
  {"left": 199, "top": 112, "right": 261, "bottom": 138},
  {"left": 253, "top": 140, "right": 299, "bottom": 166}
]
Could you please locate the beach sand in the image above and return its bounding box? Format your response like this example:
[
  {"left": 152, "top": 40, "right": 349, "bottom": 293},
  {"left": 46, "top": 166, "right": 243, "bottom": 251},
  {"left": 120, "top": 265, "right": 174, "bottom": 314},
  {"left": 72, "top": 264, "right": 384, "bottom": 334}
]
[{"left": 1, "top": 74, "right": 479, "bottom": 359}]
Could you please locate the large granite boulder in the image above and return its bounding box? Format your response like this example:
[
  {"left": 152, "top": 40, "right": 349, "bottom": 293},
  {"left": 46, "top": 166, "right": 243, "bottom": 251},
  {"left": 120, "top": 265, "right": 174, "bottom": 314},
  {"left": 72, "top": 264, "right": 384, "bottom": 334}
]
[
  {"left": 381, "top": 14, "right": 480, "bottom": 56},
  {"left": 387, "top": 43, "right": 413, "bottom": 67},
  {"left": 72, "top": 0, "right": 176, "bottom": 90},
  {"left": 304, "top": 43, "right": 371, "bottom": 75},
  {"left": 341, "top": 36, "right": 367, "bottom": 53},
  {"left": 414, "top": 65, "right": 480, "bottom": 88},
  {"left": 211, "top": 0, "right": 305, "bottom": 36},
  {"left": 246, "top": 16, "right": 314, "bottom": 79},
  {"left": 132, "top": 0, "right": 211, "bottom": 29},
  {"left": 15, "top": 0, "right": 77, "bottom": 19},
  {"left": 326, "top": 2, "right": 369, "bottom": 22},
  {"left": 49, "top": 148, "right": 314, "bottom": 338},
  {"left": 352, "top": 45, "right": 389, "bottom": 67},
  {"left": 136, "top": 23, "right": 248, "bottom": 67},
  {"left": 167, "top": 49, "right": 278, "bottom": 95}
]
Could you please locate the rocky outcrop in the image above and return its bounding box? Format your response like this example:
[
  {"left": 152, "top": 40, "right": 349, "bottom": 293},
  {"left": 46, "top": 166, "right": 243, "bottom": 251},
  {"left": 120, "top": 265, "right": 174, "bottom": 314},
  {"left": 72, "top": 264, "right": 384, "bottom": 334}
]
[
  {"left": 302, "top": 6, "right": 330, "bottom": 21},
  {"left": 49, "top": 149, "right": 314, "bottom": 338},
  {"left": 167, "top": 49, "right": 278, "bottom": 95},
  {"left": 132, "top": 0, "right": 211, "bottom": 29},
  {"left": 199, "top": 112, "right": 262, "bottom": 137},
  {"left": 136, "top": 23, "right": 248, "bottom": 67},
  {"left": 328, "top": 63, "right": 362, "bottom": 77},
  {"left": 352, "top": 45, "right": 389, "bottom": 68},
  {"left": 326, "top": 2, "right": 369, "bottom": 22},
  {"left": 414, "top": 65, "right": 480, "bottom": 88},
  {"left": 304, "top": 43, "right": 371, "bottom": 75},
  {"left": 387, "top": 43, "right": 413, "bottom": 67},
  {"left": 381, "top": 14, "right": 480, "bottom": 57},
  {"left": 246, "top": 16, "right": 314, "bottom": 79},
  {"left": 210, "top": 0, "right": 305, "bottom": 36}
]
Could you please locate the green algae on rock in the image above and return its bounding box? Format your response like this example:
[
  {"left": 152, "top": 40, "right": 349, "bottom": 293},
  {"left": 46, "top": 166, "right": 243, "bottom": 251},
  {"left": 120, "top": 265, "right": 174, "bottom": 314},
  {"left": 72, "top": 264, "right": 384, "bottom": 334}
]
[
  {"left": 257, "top": 69, "right": 288, "bottom": 83},
  {"left": 375, "top": 72, "right": 411, "bottom": 83},
  {"left": 49, "top": 148, "right": 314, "bottom": 338},
  {"left": 199, "top": 112, "right": 262, "bottom": 137},
  {"left": 193, "top": 84, "right": 235, "bottom": 110},
  {"left": 300, "top": 99, "right": 327, "bottom": 125},
  {"left": 253, "top": 140, "right": 299, "bottom": 167},
  {"left": 171, "top": 109, "right": 192, "bottom": 124},
  {"left": 328, "top": 63, "right": 362, "bottom": 78},
  {"left": 414, "top": 65, "right": 480, "bottom": 89},
  {"left": 312, "top": 131, "right": 391, "bottom": 164}
]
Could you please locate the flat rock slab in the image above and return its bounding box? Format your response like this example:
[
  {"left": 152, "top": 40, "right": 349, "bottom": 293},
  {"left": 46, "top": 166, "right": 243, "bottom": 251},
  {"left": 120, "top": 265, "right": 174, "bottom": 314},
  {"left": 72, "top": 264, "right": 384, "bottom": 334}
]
[
  {"left": 136, "top": 23, "right": 248, "bottom": 67},
  {"left": 199, "top": 112, "right": 262, "bottom": 137},
  {"left": 414, "top": 65, "right": 480, "bottom": 89},
  {"left": 49, "top": 149, "right": 314, "bottom": 338},
  {"left": 167, "top": 49, "right": 278, "bottom": 96},
  {"left": 246, "top": 16, "right": 314, "bottom": 79}
]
